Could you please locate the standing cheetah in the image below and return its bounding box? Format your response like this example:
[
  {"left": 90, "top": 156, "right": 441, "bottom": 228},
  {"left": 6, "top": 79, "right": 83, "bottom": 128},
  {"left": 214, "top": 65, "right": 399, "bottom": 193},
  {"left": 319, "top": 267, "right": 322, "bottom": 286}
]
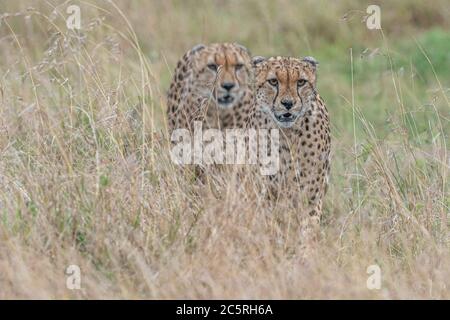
[
  {"left": 166, "top": 43, "right": 254, "bottom": 135},
  {"left": 246, "top": 56, "right": 331, "bottom": 221}
]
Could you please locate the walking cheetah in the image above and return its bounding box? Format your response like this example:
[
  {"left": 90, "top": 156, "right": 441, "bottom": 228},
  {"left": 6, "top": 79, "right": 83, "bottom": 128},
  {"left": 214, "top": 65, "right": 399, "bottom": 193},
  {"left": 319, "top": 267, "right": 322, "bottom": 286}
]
[
  {"left": 246, "top": 56, "right": 331, "bottom": 221},
  {"left": 166, "top": 43, "right": 253, "bottom": 134}
]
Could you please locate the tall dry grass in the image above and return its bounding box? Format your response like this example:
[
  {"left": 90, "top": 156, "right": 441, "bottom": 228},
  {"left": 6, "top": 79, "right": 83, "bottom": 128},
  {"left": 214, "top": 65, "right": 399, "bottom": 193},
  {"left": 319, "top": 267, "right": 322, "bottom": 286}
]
[{"left": 0, "top": 0, "right": 448, "bottom": 299}]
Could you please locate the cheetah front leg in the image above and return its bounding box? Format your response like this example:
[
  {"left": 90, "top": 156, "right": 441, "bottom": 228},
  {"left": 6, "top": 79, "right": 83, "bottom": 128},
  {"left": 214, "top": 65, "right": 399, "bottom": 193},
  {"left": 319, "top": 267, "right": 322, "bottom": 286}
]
[{"left": 300, "top": 203, "right": 321, "bottom": 240}]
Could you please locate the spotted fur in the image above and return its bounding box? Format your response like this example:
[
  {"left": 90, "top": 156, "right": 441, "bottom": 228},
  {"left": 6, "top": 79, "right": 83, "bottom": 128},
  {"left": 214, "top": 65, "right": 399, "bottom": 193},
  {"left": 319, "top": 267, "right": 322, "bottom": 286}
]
[
  {"left": 167, "top": 43, "right": 253, "bottom": 134},
  {"left": 246, "top": 56, "right": 331, "bottom": 220}
]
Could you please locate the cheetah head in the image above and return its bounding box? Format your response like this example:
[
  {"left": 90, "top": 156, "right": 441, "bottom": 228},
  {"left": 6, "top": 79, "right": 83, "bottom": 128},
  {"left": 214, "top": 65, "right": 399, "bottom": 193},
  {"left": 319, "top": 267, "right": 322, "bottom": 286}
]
[
  {"left": 253, "top": 56, "right": 318, "bottom": 128},
  {"left": 189, "top": 43, "right": 253, "bottom": 109}
]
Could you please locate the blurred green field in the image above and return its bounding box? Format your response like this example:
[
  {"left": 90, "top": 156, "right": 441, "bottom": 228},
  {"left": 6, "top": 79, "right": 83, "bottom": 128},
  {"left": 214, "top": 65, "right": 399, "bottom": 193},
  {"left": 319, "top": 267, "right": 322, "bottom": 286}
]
[{"left": 0, "top": 0, "right": 448, "bottom": 299}]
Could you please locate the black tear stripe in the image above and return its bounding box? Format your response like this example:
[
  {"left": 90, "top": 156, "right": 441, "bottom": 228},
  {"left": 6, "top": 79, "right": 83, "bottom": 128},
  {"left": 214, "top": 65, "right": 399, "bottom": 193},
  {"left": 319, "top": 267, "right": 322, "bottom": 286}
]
[
  {"left": 272, "top": 81, "right": 279, "bottom": 107},
  {"left": 297, "top": 82, "right": 303, "bottom": 105},
  {"left": 298, "top": 81, "right": 313, "bottom": 103},
  {"left": 213, "top": 52, "right": 221, "bottom": 90},
  {"left": 233, "top": 51, "right": 241, "bottom": 86}
]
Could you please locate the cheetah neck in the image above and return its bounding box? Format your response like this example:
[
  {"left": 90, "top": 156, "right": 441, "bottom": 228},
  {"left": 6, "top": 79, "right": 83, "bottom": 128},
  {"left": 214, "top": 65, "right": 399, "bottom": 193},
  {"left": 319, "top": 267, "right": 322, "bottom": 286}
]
[{"left": 204, "top": 88, "right": 253, "bottom": 129}]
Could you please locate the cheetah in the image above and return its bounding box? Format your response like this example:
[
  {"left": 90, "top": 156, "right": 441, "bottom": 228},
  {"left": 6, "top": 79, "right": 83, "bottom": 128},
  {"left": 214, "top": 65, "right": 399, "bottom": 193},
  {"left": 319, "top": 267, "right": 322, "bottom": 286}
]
[
  {"left": 166, "top": 43, "right": 254, "bottom": 135},
  {"left": 246, "top": 56, "right": 331, "bottom": 222}
]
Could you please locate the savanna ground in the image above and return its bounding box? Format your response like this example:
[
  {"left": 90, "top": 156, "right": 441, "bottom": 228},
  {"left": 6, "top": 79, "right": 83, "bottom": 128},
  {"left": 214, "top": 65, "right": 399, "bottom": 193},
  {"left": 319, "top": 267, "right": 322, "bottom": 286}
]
[{"left": 0, "top": 0, "right": 448, "bottom": 299}]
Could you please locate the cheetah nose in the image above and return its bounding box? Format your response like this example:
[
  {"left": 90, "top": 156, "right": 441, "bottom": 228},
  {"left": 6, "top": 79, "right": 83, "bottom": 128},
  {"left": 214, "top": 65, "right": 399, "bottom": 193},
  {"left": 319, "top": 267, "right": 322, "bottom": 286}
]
[
  {"left": 281, "top": 99, "right": 294, "bottom": 110},
  {"left": 221, "top": 82, "right": 235, "bottom": 91}
]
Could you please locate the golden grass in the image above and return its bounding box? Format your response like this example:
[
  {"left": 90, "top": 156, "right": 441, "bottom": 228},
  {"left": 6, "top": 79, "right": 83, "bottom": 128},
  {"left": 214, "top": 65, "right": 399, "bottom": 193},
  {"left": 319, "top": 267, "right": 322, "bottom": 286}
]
[{"left": 0, "top": 0, "right": 448, "bottom": 299}]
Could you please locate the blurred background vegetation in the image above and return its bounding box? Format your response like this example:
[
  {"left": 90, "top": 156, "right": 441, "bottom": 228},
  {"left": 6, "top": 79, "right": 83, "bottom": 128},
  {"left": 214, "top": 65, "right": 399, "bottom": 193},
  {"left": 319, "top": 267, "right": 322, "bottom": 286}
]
[{"left": 2, "top": 0, "right": 448, "bottom": 141}]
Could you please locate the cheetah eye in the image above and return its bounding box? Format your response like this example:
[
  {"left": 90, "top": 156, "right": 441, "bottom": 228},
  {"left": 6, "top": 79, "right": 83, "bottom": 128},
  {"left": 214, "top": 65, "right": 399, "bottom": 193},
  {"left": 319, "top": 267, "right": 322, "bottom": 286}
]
[
  {"left": 207, "top": 63, "right": 218, "bottom": 71},
  {"left": 235, "top": 63, "right": 244, "bottom": 70},
  {"left": 268, "top": 78, "right": 278, "bottom": 86},
  {"left": 297, "top": 79, "right": 307, "bottom": 87}
]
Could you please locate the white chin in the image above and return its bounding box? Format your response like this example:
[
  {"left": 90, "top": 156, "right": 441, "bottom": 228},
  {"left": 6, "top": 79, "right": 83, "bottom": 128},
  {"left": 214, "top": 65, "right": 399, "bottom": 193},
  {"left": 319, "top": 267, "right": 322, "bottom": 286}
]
[
  {"left": 217, "top": 96, "right": 236, "bottom": 109},
  {"left": 276, "top": 120, "right": 296, "bottom": 128},
  {"left": 217, "top": 103, "right": 234, "bottom": 109}
]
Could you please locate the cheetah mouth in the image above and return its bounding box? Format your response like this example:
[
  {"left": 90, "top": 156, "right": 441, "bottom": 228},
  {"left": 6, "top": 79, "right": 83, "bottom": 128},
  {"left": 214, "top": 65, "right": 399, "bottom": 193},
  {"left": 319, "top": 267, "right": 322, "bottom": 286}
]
[
  {"left": 275, "top": 112, "right": 297, "bottom": 123},
  {"left": 217, "top": 95, "right": 235, "bottom": 105}
]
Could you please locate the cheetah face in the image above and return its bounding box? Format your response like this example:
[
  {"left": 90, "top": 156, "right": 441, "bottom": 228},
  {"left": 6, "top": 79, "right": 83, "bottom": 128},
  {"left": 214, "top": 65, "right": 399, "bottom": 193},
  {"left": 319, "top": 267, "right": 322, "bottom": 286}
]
[
  {"left": 191, "top": 43, "right": 252, "bottom": 109},
  {"left": 253, "top": 56, "right": 318, "bottom": 128}
]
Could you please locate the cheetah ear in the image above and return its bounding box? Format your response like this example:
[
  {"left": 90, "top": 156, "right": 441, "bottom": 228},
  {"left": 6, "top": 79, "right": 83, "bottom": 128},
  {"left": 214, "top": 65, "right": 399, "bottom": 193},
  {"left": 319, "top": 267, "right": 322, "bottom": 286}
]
[
  {"left": 252, "top": 56, "right": 266, "bottom": 67},
  {"left": 191, "top": 44, "right": 206, "bottom": 54},
  {"left": 302, "top": 56, "right": 319, "bottom": 70}
]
